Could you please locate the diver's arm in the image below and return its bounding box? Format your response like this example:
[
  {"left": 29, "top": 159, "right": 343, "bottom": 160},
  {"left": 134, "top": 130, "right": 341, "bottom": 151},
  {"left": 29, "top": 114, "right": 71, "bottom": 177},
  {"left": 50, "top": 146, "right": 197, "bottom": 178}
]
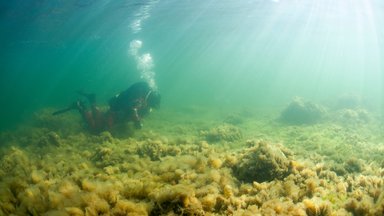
[{"left": 132, "top": 108, "right": 143, "bottom": 129}]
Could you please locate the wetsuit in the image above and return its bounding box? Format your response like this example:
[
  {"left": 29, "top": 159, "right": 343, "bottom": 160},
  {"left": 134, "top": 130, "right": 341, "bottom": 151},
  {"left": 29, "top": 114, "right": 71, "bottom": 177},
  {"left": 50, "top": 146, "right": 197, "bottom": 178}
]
[
  {"left": 107, "top": 82, "right": 153, "bottom": 129},
  {"left": 54, "top": 82, "right": 159, "bottom": 133}
]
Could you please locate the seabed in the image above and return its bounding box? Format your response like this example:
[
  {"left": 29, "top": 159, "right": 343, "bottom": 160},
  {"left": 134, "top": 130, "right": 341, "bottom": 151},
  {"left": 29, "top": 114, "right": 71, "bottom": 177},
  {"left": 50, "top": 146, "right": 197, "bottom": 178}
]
[{"left": 0, "top": 105, "right": 383, "bottom": 216}]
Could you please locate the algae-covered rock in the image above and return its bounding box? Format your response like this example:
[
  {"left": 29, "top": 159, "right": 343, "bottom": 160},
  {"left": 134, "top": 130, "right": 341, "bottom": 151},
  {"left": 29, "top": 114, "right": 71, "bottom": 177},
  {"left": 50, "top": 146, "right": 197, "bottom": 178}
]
[
  {"left": 336, "top": 108, "right": 370, "bottom": 124},
  {"left": 149, "top": 185, "right": 204, "bottom": 216},
  {"left": 280, "top": 97, "right": 326, "bottom": 125},
  {"left": 233, "top": 141, "right": 293, "bottom": 183},
  {"left": 137, "top": 139, "right": 181, "bottom": 161},
  {"left": 38, "top": 131, "right": 62, "bottom": 146},
  {"left": 344, "top": 158, "right": 364, "bottom": 173},
  {"left": 200, "top": 124, "right": 242, "bottom": 143}
]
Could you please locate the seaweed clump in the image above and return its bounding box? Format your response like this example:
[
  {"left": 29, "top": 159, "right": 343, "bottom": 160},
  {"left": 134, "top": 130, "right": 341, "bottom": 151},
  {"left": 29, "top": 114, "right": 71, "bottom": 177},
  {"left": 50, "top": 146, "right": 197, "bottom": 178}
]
[
  {"left": 38, "top": 131, "right": 62, "bottom": 146},
  {"left": 233, "top": 141, "right": 293, "bottom": 183},
  {"left": 137, "top": 139, "right": 181, "bottom": 161},
  {"left": 149, "top": 185, "right": 204, "bottom": 216},
  {"left": 344, "top": 158, "right": 364, "bottom": 173},
  {"left": 280, "top": 97, "right": 326, "bottom": 125},
  {"left": 303, "top": 199, "right": 332, "bottom": 216},
  {"left": 336, "top": 108, "right": 370, "bottom": 124},
  {"left": 200, "top": 124, "right": 242, "bottom": 143}
]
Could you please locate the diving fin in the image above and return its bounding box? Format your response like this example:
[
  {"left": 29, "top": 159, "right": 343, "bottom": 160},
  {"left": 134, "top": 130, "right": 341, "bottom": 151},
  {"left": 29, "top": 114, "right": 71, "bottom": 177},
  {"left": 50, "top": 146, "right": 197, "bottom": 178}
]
[
  {"left": 52, "top": 101, "right": 83, "bottom": 116},
  {"left": 52, "top": 107, "right": 74, "bottom": 116}
]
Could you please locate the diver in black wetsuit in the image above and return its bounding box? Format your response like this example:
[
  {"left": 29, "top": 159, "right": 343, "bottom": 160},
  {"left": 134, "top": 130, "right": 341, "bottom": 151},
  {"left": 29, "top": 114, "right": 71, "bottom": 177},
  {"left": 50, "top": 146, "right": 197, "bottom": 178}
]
[
  {"left": 108, "top": 82, "right": 160, "bottom": 129},
  {"left": 53, "top": 82, "right": 160, "bottom": 133}
]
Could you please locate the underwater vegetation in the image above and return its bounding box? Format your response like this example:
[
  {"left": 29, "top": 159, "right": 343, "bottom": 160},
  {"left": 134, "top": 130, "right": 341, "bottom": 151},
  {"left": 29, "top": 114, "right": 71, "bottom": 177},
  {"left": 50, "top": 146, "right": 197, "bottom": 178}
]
[
  {"left": 233, "top": 140, "right": 293, "bottom": 183},
  {"left": 0, "top": 103, "right": 383, "bottom": 216},
  {"left": 280, "top": 97, "right": 326, "bottom": 125},
  {"left": 200, "top": 124, "right": 242, "bottom": 143}
]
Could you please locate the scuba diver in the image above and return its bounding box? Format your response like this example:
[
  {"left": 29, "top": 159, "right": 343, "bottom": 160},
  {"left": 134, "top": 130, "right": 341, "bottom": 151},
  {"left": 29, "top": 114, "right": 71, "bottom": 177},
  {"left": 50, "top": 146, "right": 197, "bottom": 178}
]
[{"left": 53, "top": 82, "right": 160, "bottom": 133}]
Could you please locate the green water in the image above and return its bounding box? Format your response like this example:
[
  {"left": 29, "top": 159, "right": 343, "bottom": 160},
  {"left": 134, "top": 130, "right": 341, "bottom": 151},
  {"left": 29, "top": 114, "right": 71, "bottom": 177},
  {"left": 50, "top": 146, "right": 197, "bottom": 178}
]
[
  {"left": 1, "top": 0, "right": 383, "bottom": 131},
  {"left": 1, "top": 2, "right": 384, "bottom": 215}
]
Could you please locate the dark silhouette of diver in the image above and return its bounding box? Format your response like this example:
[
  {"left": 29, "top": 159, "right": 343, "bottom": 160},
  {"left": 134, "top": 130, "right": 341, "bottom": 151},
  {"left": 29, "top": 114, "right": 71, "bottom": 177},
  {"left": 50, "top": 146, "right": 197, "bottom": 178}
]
[{"left": 53, "top": 82, "right": 160, "bottom": 133}]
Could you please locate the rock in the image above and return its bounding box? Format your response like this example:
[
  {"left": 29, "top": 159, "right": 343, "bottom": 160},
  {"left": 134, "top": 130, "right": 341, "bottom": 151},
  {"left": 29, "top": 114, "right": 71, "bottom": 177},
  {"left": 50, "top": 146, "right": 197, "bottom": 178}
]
[
  {"left": 200, "top": 124, "right": 242, "bottom": 143},
  {"left": 233, "top": 141, "right": 293, "bottom": 183},
  {"left": 280, "top": 97, "right": 326, "bottom": 125},
  {"left": 336, "top": 108, "right": 370, "bottom": 124},
  {"left": 38, "top": 131, "right": 62, "bottom": 146}
]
